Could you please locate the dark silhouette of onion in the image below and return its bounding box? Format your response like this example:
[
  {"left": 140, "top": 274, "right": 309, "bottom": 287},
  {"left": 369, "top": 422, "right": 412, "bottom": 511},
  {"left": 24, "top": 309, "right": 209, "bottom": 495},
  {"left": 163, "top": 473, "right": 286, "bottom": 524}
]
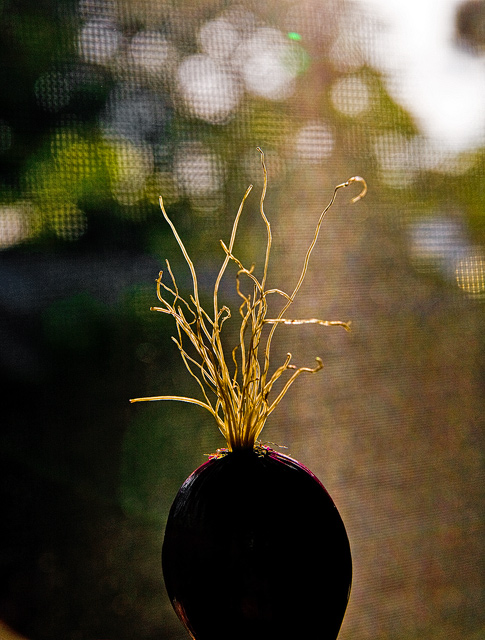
[{"left": 162, "top": 448, "right": 352, "bottom": 640}]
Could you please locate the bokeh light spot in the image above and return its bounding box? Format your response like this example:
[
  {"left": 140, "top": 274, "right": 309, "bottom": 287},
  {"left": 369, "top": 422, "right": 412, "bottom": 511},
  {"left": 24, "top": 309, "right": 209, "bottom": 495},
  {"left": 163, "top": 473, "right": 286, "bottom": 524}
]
[
  {"left": 172, "top": 143, "right": 226, "bottom": 218},
  {"left": 295, "top": 121, "right": 334, "bottom": 163},
  {"left": 456, "top": 251, "right": 485, "bottom": 295},
  {"left": 177, "top": 54, "right": 242, "bottom": 124},
  {"left": 107, "top": 137, "right": 154, "bottom": 207},
  {"left": 78, "top": 17, "right": 122, "bottom": 66},
  {"left": 375, "top": 133, "right": 477, "bottom": 186},
  {"left": 330, "top": 75, "right": 371, "bottom": 117},
  {"left": 0, "top": 204, "right": 33, "bottom": 249},
  {"left": 174, "top": 143, "right": 223, "bottom": 199},
  {"left": 237, "top": 28, "right": 299, "bottom": 100},
  {"left": 199, "top": 18, "right": 240, "bottom": 60},
  {"left": 407, "top": 215, "right": 468, "bottom": 279},
  {"left": 128, "top": 31, "right": 174, "bottom": 75}
]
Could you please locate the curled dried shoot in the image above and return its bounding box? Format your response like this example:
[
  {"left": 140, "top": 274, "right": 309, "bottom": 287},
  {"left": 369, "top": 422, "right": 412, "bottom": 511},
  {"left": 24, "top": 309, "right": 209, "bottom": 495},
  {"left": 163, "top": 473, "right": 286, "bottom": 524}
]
[{"left": 130, "top": 150, "right": 367, "bottom": 451}]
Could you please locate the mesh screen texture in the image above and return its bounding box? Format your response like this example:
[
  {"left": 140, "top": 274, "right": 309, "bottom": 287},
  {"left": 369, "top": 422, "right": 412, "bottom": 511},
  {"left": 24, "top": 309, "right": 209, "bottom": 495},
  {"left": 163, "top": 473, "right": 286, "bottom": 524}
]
[{"left": 0, "top": 1, "right": 484, "bottom": 639}]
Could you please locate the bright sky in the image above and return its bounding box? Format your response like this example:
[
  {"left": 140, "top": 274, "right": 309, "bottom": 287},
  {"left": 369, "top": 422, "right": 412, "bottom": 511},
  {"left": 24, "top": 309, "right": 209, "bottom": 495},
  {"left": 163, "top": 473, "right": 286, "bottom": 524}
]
[{"left": 355, "top": 0, "right": 485, "bottom": 151}]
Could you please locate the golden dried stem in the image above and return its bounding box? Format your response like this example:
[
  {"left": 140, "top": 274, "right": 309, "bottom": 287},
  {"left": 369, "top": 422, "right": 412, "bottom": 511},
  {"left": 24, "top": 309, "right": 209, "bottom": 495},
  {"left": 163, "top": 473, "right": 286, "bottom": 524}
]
[{"left": 130, "top": 153, "right": 367, "bottom": 451}]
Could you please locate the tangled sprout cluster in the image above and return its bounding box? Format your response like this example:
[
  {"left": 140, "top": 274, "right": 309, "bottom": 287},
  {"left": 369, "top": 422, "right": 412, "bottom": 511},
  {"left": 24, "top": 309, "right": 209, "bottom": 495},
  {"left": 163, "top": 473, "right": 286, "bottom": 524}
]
[{"left": 131, "top": 150, "right": 366, "bottom": 451}]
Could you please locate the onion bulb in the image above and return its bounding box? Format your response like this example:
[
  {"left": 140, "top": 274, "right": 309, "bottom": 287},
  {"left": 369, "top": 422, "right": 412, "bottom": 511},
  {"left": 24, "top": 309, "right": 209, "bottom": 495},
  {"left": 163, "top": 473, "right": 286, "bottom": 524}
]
[{"left": 131, "top": 149, "right": 366, "bottom": 639}]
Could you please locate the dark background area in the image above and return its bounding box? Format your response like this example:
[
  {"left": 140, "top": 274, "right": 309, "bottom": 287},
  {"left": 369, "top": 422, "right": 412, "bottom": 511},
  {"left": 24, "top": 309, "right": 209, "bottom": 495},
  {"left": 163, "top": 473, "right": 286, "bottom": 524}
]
[{"left": 0, "top": 1, "right": 484, "bottom": 639}]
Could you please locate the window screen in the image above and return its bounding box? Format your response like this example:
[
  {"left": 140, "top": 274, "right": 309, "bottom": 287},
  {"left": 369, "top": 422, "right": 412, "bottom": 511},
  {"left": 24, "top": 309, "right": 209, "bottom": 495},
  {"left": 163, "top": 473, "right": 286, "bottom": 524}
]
[{"left": 0, "top": 1, "right": 483, "bottom": 639}]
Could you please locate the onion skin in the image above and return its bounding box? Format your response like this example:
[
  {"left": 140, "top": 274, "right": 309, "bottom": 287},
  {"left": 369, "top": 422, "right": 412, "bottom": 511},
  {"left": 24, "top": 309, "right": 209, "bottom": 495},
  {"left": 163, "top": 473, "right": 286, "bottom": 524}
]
[{"left": 162, "top": 448, "right": 352, "bottom": 640}]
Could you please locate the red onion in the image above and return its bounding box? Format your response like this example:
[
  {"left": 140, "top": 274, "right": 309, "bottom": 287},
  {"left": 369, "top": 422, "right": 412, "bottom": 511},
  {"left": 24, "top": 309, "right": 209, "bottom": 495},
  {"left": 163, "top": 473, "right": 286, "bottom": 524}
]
[
  {"left": 162, "top": 447, "right": 352, "bottom": 640},
  {"left": 131, "top": 150, "right": 366, "bottom": 639}
]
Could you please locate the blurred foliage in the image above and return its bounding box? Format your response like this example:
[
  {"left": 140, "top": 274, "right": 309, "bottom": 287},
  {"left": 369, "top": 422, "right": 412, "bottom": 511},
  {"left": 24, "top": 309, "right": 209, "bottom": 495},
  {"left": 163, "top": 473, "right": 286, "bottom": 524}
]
[{"left": 0, "top": 1, "right": 484, "bottom": 639}]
